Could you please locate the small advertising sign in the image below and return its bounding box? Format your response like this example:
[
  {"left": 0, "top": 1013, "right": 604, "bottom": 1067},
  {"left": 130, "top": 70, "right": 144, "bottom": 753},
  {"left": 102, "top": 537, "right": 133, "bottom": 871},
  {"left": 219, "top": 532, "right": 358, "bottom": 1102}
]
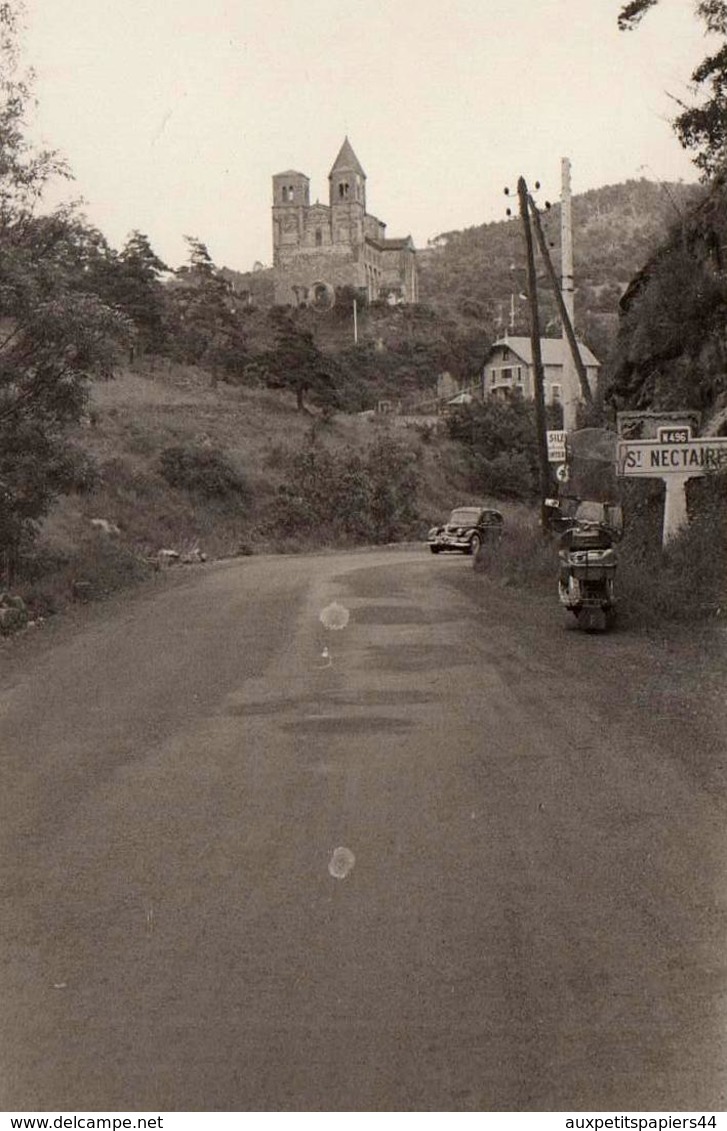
[{"left": 547, "top": 430, "right": 566, "bottom": 463}]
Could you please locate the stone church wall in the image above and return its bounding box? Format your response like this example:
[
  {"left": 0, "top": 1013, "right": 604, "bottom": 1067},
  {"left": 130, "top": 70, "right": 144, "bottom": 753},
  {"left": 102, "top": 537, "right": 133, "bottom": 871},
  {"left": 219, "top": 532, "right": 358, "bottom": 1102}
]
[{"left": 273, "top": 248, "right": 367, "bottom": 305}]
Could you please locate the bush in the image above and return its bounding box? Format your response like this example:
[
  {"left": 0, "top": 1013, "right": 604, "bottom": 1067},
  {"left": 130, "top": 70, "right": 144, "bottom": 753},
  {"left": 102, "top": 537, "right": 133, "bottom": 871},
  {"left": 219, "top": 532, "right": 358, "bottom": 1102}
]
[
  {"left": 471, "top": 473, "right": 727, "bottom": 628},
  {"left": 473, "top": 510, "right": 555, "bottom": 585},
  {"left": 472, "top": 451, "right": 535, "bottom": 498},
  {"left": 447, "top": 400, "right": 561, "bottom": 501},
  {"left": 618, "top": 471, "right": 727, "bottom": 625},
  {"left": 271, "top": 435, "right": 420, "bottom": 546},
  {"left": 159, "top": 445, "right": 248, "bottom": 500}
]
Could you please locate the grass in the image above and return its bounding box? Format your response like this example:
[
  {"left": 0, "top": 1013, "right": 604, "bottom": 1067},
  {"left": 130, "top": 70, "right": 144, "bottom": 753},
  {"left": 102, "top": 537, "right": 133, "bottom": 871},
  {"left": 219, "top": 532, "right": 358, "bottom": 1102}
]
[
  {"left": 473, "top": 477, "right": 727, "bottom": 629},
  {"left": 11, "top": 358, "right": 478, "bottom": 616}
]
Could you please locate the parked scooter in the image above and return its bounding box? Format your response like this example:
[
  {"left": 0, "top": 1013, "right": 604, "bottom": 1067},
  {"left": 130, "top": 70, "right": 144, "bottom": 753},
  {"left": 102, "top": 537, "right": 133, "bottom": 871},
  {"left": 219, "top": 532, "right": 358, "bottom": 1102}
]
[
  {"left": 549, "top": 499, "right": 622, "bottom": 631},
  {"left": 545, "top": 428, "right": 624, "bottom": 633}
]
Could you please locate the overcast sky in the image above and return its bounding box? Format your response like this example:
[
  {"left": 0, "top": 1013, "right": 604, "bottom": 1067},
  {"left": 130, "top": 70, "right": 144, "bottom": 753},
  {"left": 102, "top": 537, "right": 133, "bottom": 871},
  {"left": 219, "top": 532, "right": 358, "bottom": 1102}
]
[{"left": 24, "top": 0, "right": 709, "bottom": 272}]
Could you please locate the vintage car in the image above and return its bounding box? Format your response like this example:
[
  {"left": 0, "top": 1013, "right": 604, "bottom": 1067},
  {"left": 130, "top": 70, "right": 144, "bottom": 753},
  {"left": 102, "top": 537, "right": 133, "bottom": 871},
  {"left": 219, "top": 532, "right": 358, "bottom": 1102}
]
[{"left": 427, "top": 506, "right": 504, "bottom": 555}]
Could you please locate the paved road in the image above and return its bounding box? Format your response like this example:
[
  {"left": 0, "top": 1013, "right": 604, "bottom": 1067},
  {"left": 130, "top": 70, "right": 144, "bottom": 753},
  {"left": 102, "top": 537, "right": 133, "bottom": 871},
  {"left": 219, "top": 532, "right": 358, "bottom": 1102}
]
[{"left": 1, "top": 549, "right": 725, "bottom": 1111}]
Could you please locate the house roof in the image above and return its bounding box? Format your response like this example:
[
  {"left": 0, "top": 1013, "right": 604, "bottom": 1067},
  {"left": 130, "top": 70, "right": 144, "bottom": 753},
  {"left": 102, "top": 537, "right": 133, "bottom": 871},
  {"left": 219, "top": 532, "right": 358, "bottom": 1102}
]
[
  {"left": 329, "top": 137, "right": 366, "bottom": 179},
  {"left": 486, "top": 336, "right": 600, "bottom": 369}
]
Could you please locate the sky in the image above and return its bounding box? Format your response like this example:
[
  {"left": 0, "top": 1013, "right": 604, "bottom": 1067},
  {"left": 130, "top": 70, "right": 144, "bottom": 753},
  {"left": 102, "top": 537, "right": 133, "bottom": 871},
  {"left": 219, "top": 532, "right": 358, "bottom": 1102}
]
[{"left": 22, "top": 0, "right": 711, "bottom": 272}]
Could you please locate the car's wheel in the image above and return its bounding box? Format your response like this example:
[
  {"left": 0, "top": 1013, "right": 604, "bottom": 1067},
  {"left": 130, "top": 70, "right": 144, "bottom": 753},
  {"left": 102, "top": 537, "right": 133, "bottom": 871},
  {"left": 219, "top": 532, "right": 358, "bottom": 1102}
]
[
  {"left": 469, "top": 533, "right": 482, "bottom": 556},
  {"left": 430, "top": 545, "right": 441, "bottom": 554}
]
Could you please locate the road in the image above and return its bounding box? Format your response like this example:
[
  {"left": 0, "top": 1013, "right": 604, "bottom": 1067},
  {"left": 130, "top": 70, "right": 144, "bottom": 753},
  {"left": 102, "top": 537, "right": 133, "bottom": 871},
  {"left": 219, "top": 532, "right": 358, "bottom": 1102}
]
[{"left": 1, "top": 548, "right": 726, "bottom": 1112}]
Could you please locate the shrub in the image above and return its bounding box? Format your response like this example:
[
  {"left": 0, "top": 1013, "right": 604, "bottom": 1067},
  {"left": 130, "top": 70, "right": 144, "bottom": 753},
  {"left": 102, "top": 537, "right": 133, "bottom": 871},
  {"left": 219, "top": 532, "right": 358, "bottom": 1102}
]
[
  {"left": 159, "top": 445, "right": 248, "bottom": 500},
  {"left": 446, "top": 400, "right": 561, "bottom": 501},
  {"left": 472, "top": 451, "right": 535, "bottom": 499},
  {"left": 271, "top": 435, "right": 420, "bottom": 546},
  {"left": 472, "top": 473, "right": 727, "bottom": 628},
  {"left": 473, "top": 510, "right": 555, "bottom": 585},
  {"left": 618, "top": 471, "right": 727, "bottom": 625}
]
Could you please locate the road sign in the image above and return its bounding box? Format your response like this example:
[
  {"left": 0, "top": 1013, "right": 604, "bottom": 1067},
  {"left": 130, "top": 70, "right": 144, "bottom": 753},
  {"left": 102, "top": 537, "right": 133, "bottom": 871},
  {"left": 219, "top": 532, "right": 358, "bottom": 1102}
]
[
  {"left": 658, "top": 426, "right": 692, "bottom": 444},
  {"left": 618, "top": 437, "right": 727, "bottom": 477},
  {"left": 547, "top": 430, "right": 566, "bottom": 463},
  {"left": 555, "top": 464, "right": 569, "bottom": 483},
  {"left": 618, "top": 435, "right": 727, "bottom": 546}
]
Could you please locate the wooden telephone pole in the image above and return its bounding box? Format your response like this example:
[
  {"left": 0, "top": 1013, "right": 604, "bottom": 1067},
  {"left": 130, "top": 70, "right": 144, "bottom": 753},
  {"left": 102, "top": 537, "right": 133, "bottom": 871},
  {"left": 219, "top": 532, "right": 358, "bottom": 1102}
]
[
  {"left": 526, "top": 193, "right": 592, "bottom": 407},
  {"left": 517, "top": 176, "right": 551, "bottom": 528}
]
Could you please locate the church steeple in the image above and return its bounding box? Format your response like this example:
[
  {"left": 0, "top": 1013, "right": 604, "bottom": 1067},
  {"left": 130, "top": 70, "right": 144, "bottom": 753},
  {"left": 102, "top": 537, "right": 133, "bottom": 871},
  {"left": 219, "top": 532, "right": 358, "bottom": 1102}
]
[
  {"left": 328, "top": 137, "right": 366, "bottom": 209},
  {"left": 329, "top": 137, "right": 366, "bottom": 179}
]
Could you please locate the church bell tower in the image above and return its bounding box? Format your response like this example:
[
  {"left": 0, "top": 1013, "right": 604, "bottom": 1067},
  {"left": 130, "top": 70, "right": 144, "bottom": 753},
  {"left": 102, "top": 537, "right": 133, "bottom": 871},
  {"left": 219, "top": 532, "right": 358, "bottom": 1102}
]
[{"left": 328, "top": 137, "right": 366, "bottom": 248}]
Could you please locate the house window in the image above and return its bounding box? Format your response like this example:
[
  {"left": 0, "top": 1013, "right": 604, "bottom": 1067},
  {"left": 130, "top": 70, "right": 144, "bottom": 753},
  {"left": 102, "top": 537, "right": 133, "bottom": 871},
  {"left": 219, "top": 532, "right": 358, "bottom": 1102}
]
[
  {"left": 338, "top": 181, "right": 350, "bottom": 199},
  {"left": 490, "top": 369, "right": 496, "bottom": 385},
  {"left": 501, "top": 367, "right": 513, "bottom": 382},
  {"left": 502, "top": 347, "right": 510, "bottom": 360},
  {"left": 517, "top": 366, "right": 522, "bottom": 381}
]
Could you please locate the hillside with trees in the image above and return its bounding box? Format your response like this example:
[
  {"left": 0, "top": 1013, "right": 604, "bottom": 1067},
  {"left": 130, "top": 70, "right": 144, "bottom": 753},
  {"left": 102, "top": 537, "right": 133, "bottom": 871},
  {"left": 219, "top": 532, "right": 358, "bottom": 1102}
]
[
  {"left": 417, "top": 178, "right": 703, "bottom": 364},
  {"left": 609, "top": 173, "right": 727, "bottom": 416}
]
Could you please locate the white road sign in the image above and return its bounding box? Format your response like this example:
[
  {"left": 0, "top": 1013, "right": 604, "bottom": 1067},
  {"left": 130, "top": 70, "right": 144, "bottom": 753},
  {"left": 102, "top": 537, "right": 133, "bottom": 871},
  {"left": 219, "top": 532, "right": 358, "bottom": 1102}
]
[
  {"left": 547, "top": 430, "right": 566, "bottom": 463},
  {"left": 618, "top": 437, "right": 727, "bottom": 477}
]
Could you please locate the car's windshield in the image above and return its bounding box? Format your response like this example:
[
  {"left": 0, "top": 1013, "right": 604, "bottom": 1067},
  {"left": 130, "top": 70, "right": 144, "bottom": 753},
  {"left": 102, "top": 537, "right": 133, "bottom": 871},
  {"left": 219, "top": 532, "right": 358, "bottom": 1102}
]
[{"left": 449, "top": 508, "right": 480, "bottom": 525}]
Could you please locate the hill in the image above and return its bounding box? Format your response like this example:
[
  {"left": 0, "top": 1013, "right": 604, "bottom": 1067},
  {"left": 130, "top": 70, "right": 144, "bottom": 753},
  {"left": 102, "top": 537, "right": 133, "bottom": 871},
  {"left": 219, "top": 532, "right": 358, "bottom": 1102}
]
[
  {"left": 24, "top": 358, "right": 495, "bottom": 617},
  {"left": 416, "top": 179, "right": 703, "bottom": 364},
  {"left": 220, "top": 180, "right": 703, "bottom": 398}
]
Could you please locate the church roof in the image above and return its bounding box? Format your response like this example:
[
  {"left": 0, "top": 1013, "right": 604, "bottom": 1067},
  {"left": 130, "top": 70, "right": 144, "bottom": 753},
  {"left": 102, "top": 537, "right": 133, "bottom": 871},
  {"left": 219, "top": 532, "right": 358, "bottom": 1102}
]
[
  {"left": 380, "top": 237, "right": 414, "bottom": 251},
  {"left": 329, "top": 137, "right": 366, "bottom": 179}
]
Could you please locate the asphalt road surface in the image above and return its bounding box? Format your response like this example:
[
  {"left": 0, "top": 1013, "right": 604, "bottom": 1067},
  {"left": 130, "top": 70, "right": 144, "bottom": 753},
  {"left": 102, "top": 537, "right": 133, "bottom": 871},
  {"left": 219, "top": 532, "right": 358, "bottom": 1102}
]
[{"left": 1, "top": 548, "right": 726, "bottom": 1112}]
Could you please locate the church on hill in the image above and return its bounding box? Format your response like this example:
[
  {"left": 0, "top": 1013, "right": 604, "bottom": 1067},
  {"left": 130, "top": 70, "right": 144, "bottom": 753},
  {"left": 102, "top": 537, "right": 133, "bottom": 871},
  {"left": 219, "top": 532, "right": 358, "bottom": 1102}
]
[{"left": 271, "top": 138, "right": 418, "bottom": 307}]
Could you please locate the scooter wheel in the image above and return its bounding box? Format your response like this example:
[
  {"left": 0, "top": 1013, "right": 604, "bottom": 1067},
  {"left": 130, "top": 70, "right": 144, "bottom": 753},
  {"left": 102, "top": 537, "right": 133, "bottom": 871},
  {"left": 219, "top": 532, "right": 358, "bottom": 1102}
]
[{"left": 577, "top": 607, "right": 607, "bottom": 632}]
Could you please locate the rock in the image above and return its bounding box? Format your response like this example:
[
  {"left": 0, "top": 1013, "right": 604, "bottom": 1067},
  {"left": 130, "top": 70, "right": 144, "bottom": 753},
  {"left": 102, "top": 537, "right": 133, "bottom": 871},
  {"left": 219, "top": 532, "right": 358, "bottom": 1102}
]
[
  {"left": 180, "top": 547, "right": 206, "bottom": 565},
  {"left": 90, "top": 518, "right": 121, "bottom": 536},
  {"left": 0, "top": 604, "right": 28, "bottom": 634},
  {"left": 157, "top": 549, "right": 181, "bottom": 567},
  {"left": 0, "top": 592, "right": 27, "bottom": 612}
]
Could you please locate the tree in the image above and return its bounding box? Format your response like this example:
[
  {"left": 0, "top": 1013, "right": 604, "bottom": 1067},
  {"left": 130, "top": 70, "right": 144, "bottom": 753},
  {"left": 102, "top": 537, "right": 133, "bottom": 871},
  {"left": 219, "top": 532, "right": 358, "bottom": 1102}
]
[
  {"left": 446, "top": 399, "right": 563, "bottom": 500},
  {"left": 115, "top": 230, "right": 169, "bottom": 357},
  {"left": 0, "top": 2, "right": 131, "bottom": 578},
  {"left": 619, "top": 1, "right": 727, "bottom": 174},
  {"left": 167, "top": 236, "right": 247, "bottom": 380},
  {"left": 262, "top": 316, "right": 340, "bottom": 412},
  {"left": 608, "top": 186, "right": 727, "bottom": 410}
]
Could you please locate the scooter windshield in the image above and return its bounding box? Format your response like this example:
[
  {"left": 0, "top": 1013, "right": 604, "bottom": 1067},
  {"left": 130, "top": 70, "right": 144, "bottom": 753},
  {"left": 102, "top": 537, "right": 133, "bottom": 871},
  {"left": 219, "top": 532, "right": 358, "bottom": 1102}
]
[{"left": 562, "top": 428, "right": 623, "bottom": 536}]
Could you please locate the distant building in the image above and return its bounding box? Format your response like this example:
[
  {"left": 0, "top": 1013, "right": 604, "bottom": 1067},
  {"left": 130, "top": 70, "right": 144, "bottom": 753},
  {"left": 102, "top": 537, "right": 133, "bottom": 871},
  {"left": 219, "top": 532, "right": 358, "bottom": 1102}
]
[
  {"left": 482, "top": 336, "right": 600, "bottom": 406},
  {"left": 271, "top": 138, "right": 418, "bottom": 307}
]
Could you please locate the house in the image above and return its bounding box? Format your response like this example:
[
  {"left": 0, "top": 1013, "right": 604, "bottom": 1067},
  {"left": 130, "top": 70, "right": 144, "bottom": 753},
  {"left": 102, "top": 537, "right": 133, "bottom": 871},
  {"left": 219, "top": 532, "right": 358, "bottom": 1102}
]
[
  {"left": 482, "top": 336, "right": 600, "bottom": 406},
  {"left": 271, "top": 139, "right": 418, "bottom": 306}
]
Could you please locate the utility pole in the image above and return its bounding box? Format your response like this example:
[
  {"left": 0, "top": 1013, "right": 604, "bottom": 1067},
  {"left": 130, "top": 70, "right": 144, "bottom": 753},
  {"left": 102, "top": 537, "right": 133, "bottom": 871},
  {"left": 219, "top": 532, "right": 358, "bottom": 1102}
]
[
  {"left": 527, "top": 194, "right": 592, "bottom": 406},
  {"left": 517, "top": 176, "right": 551, "bottom": 529},
  {"left": 353, "top": 298, "right": 358, "bottom": 344},
  {"left": 560, "top": 158, "right": 578, "bottom": 431}
]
